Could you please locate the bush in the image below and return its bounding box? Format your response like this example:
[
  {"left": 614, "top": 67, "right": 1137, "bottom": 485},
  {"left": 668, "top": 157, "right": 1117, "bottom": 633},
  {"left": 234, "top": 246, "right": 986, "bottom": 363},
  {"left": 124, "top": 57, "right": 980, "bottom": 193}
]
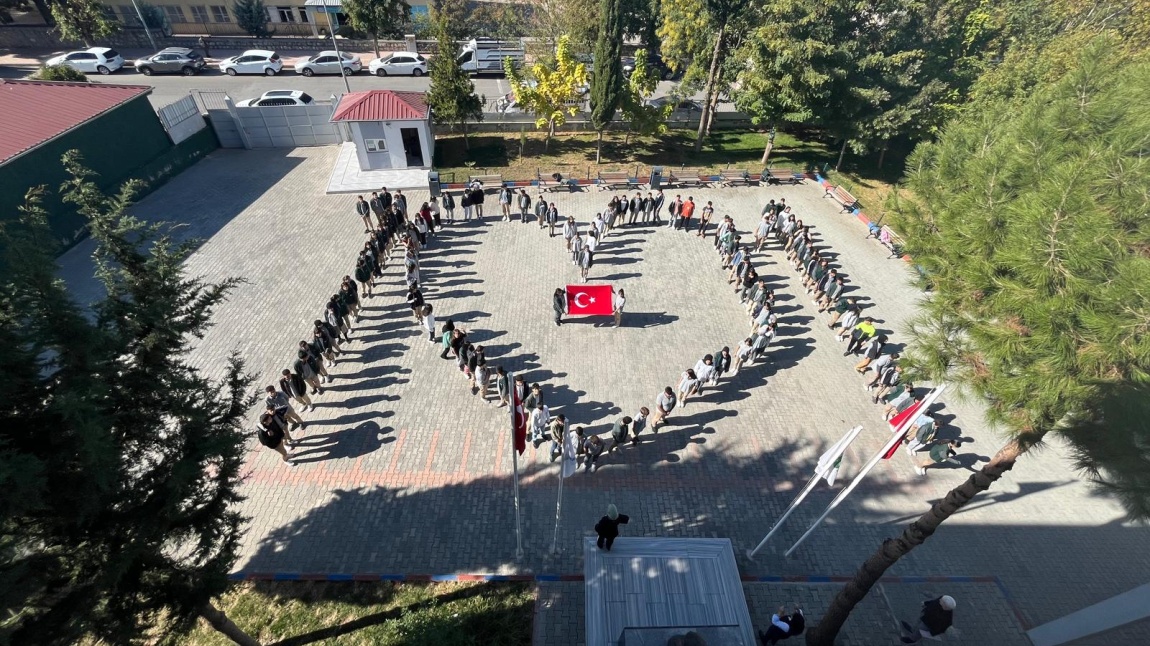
[{"left": 29, "top": 65, "right": 89, "bottom": 82}]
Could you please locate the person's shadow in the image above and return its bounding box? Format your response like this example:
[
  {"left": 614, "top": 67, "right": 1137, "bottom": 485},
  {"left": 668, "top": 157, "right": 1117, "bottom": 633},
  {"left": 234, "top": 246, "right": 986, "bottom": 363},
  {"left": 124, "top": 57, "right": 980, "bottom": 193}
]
[{"left": 292, "top": 420, "right": 395, "bottom": 463}]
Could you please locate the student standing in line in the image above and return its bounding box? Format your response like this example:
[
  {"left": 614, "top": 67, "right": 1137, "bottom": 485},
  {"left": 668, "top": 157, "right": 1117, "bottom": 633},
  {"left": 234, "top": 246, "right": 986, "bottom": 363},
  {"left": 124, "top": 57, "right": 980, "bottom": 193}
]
[
  {"left": 354, "top": 257, "right": 374, "bottom": 299},
  {"left": 668, "top": 194, "right": 682, "bottom": 229},
  {"left": 495, "top": 366, "right": 510, "bottom": 407},
  {"left": 713, "top": 346, "right": 732, "bottom": 382},
  {"left": 265, "top": 385, "right": 305, "bottom": 430},
  {"left": 442, "top": 191, "right": 456, "bottom": 223},
  {"left": 440, "top": 319, "right": 456, "bottom": 359},
  {"left": 300, "top": 339, "right": 330, "bottom": 383},
  {"left": 640, "top": 192, "right": 653, "bottom": 224},
  {"left": 570, "top": 231, "right": 584, "bottom": 266},
  {"left": 406, "top": 285, "right": 425, "bottom": 324},
  {"left": 629, "top": 407, "right": 649, "bottom": 445},
  {"left": 691, "top": 355, "right": 715, "bottom": 393},
  {"left": 499, "top": 184, "right": 514, "bottom": 220},
  {"left": 547, "top": 414, "right": 568, "bottom": 462},
  {"left": 679, "top": 196, "right": 696, "bottom": 231},
  {"left": 733, "top": 338, "right": 755, "bottom": 374},
  {"left": 613, "top": 288, "right": 625, "bottom": 328},
  {"left": 651, "top": 386, "right": 676, "bottom": 429},
  {"left": 628, "top": 192, "right": 643, "bottom": 226},
  {"left": 257, "top": 412, "right": 296, "bottom": 466},
  {"left": 461, "top": 189, "right": 473, "bottom": 221},
  {"left": 369, "top": 192, "right": 385, "bottom": 228},
  {"left": 697, "top": 200, "right": 714, "bottom": 237},
  {"left": 355, "top": 195, "right": 372, "bottom": 233},
  {"left": 279, "top": 368, "right": 312, "bottom": 412},
  {"left": 583, "top": 434, "right": 606, "bottom": 473},
  {"left": 394, "top": 189, "right": 408, "bottom": 220},
  {"left": 547, "top": 202, "right": 560, "bottom": 237},
  {"left": 529, "top": 402, "right": 552, "bottom": 449},
  {"left": 294, "top": 349, "right": 323, "bottom": 395},
  {"left": 563, "top": 216, "right": 578, "bottom": 252},
  {"left": 579, "top": 242, "right": 593, "bottom": 283},
  {"left": 650, "top": 190, "right": 665, "bottom": 224},
  {"left": 608, "top": 416, "right": 633, "bottom": 453},
  {"left": 421, "top": 304, "right": 437, "bottom": 343},
  {"left": 553, "top": 287, "right": 567, "bottom": 326},
  {"left": 517, "top": 188, "right": 532, "bottom": 222},
  {"left": 475, "top": 359, "right": 491, "bottom": 400}
]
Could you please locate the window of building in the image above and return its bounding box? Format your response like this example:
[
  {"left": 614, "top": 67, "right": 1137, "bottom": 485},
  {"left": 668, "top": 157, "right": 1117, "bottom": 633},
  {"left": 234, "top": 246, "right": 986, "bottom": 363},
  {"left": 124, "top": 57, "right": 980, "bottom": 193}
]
[
  {"left": 211, "top": 5, "right": 230, "bottom": 22},
  {"left": 190, "top": 5, "right": 209, "bottom": 22},
  {"left": 118, "top": 5, "right": 141, "bottom": 25},
  {"left": 163, "top": 5, "right": 186, "bottom": 23},
  {"left": 364, "top": 139, "right": 388, "bottom": 153},
  {"left": 297, "top": 7, "right": 309, "bottom": 22},
  {"left": 275, "top": 6, "right": 295, "bottom": 22}
]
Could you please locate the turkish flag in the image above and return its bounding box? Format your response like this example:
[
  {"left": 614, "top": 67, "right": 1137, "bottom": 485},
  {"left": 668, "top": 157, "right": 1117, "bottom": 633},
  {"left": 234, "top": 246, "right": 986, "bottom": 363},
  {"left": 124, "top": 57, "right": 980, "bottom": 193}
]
[
  {"left": 883, "top": 399, "right": 924, "bottom": 459},
  {"left": 512, "top": 382, "right": 527, "bottom": 455},
  {"left": 565, "top": 284, "right": 614, "bottom": 316}
]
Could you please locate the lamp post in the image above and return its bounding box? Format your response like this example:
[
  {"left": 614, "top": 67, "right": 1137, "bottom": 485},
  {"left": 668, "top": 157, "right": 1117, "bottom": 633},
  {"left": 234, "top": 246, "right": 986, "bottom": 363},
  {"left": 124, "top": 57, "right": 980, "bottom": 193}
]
[
  {"left": 130, "top": 0, "right": 158, "bottom": 51},
  {"left": 319, "top": 0, "right": 352, "bottom": 94},
  {"left": 761, "top": 124, "right": 777, "bottom": 166}
]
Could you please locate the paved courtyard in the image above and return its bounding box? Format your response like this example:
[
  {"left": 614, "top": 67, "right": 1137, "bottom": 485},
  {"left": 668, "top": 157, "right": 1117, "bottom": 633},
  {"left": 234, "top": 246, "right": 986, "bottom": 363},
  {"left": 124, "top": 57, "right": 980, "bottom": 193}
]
[{"left": 58, "top": 146, "right": 1150, "bottom": 644}]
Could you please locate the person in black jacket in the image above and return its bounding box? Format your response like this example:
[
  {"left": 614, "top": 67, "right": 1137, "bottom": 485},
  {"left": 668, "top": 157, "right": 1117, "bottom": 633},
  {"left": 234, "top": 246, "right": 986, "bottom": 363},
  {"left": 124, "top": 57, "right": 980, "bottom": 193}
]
[
  {"left": 901, "top": 595, "right": 955, "bottom": 643},
  {"left": 553, "top": 287, "right": 567, "bottom": 326},
  {"left": 594, "top": 504, "right": 629, "bottom": 550},
  {"left": 257, "top": 412, "right": 296, "bottom": 466},
  {"left": 279, "top": 368, "right": 312, "bottom": 411}
]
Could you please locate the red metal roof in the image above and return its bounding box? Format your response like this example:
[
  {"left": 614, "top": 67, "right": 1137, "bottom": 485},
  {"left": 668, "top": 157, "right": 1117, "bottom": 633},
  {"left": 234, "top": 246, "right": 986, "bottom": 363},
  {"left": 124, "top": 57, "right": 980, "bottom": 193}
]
[
  {"left": 0, "top": 80, "right": 152, "bottom": 165},
  {"left": 330, "top": 90, "right": 429, "bottom": 122}
]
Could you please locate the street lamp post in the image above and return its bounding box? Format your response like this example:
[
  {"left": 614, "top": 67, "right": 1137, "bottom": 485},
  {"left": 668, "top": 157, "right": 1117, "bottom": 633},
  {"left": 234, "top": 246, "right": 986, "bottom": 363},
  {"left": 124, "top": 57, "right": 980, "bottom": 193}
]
[
  {"left": 130, "top": 0, "right": 158, "bottom": 51},
  {"left": 319, "top": 0, "right": 352, "bottom": 94}
]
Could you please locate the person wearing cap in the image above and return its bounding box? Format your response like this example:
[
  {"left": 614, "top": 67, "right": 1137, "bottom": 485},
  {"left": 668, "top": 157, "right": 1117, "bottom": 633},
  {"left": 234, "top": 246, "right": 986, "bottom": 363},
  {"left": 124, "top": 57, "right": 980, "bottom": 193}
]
[
  {"left": 594, "top": 504, "right": 630, "bottom": 550},
  {"left": 900, "top": 595, "right": 955, "bottom": 643}
]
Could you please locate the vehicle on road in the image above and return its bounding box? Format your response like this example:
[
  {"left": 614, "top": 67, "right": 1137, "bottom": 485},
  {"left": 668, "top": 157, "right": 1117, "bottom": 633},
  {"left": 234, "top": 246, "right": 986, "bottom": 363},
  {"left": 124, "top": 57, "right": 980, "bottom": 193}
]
[
  {"left": 368, "top": 51, "right": 428, "bottom": 77},
  {"left": 294, "top": 51, "right": 361, "bottom": 76},
  {"left": 45, "top": 47, "right": 125, "bottom": 75},
  {"left": 219, "top": 50, "right": 283, "bottom": 76},
  {"left": 235, "top": 90, "right": 315, "bottom": 107},
  {"left": 457, "top": 38, "right": 524, "bottom": 75},
  {"left": 645, "top": 96, "right": 703, "bottom": 117},
  {"left": 134, "top": 47, "right": 206, "bottom": 76},
  {"left": 623, "top": 53, "right": 679, "bottom": 81},
  {"left": 495, "top": 81, "right": 588, "bottom": 114}
]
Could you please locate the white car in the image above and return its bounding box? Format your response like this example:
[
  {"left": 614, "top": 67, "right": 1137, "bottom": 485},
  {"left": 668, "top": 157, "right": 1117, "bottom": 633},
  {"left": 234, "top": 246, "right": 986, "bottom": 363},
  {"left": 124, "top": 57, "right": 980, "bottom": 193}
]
[
  {"left": 45, "top": 47, "right": 125, "bottom": 75},
  {"left": 235, "top": 90, "right": 315, "bottom": 107},
  {"left": 368, "top": 51, "right": 428, "bottom": 77},
  {"left": 294, "top": 51, "right": 361, "bottom": 76},
  {"left": 220, "top": 50, "right": 283, "bottom": 76}
]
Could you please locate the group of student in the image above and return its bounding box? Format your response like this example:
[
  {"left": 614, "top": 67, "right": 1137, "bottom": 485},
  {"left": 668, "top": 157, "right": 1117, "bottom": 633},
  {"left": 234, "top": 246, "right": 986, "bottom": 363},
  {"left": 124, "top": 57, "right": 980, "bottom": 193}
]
[{"left": 255, "top": 192, "right": 439, "bottom": 466}]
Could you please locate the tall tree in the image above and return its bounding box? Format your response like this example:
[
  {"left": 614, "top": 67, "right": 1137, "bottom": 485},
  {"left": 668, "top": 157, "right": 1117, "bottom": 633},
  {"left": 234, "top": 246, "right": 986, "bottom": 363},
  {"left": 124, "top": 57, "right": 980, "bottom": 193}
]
[
  {"left": 429, "top": 0, "right": 469, "bottom": 41},
  {"left": 341, "top": 0, "right": 411, "bottom": 58},
  {"left": 426, "top": 13, "right": 484, "bottom": 149},
  {"left": 0, "top": 154, "right": 259, "bottom": 646},
  {"left": 589, "top": 0, "right": 624, "bottom": 163},
  {"left": 505, "top": 35, "right": 589, "bottom": 152},
  {"left": 527, "top": 0, "right": 598, "bottom": 50},
  {"left": 232, "top": 0, "right": 272, "bottom": 37},
  {"left": 50, "top": 0, "right": 119, "bottom": 47},
  {"left": 619, "top": 48, "right": 670, "bottom": 145},
  {"left": 807, "top": 42, "right": 1150, "bottom": 645},
  {"left": 28, "top": 64, "right": 89, "bottom": 82}
]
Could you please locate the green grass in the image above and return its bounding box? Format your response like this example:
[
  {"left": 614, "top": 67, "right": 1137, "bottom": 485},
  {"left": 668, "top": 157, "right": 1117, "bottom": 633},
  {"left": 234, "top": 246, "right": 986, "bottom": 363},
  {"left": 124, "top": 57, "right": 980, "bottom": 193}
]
[{"left": 176, "top": 582, "right": 534, "bottom": 646}]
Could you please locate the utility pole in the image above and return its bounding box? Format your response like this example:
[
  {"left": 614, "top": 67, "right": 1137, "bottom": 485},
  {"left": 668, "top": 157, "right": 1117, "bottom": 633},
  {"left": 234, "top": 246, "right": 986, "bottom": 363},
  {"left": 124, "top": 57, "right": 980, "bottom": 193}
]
[
  {"left": 130, "top": 0, "right": 158, "bottom": 51},
  {"left": 319, "top": 0, "right": 352, "bottom": 94}
]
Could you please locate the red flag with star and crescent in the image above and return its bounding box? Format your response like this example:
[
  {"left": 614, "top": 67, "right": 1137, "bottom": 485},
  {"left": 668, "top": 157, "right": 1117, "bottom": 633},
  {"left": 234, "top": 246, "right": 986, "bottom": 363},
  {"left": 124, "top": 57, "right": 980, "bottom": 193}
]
[
  {"left": 512, "top": 381, "right": 527, "bottom": 454},
  {"left": 565, "top": 284, "right": 614, "bottom": 316},
  {"left": 882, "top": 399, "right": 925, "bottom": 459}
]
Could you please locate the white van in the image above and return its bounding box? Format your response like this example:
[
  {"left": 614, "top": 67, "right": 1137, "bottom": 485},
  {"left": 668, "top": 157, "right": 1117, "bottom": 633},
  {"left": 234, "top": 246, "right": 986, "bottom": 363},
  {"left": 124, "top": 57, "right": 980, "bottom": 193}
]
[{"left": 456, "top": 38, "right": 525, "bottom": 75}]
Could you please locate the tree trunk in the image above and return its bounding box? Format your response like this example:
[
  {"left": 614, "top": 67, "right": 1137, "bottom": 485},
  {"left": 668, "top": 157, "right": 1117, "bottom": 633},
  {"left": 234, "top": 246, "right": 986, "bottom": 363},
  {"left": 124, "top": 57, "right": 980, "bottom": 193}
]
[
  {"left": 761, "top": 137, "right": 774, "bottom": 165},
  {"left": 835, "top": 138, "right": 848, "bottom": 172},
  {"left": 461, "top": 120, "right": 470, "bottom": 150},
  {"left": 693, "top": 24, "right": 726, "bottom": 153},
  {"left": 373, "top": 36, "right": 380, "bottom": 59},
  {"left": 201, "top": 601, "right": 261, "bottom": 646},
  {"left": 805, "top": 439, "right": 1026, "bottom": 646},
  {"left": 546, "top": 120, "right": 555, "bottom": 153},
  {"left": 596, "top": 130, "right": 603, "bottom": 164},
  {"left": 703, "top": 77, "right": 722, "bottom": 138},
  {"left": 877, "top": 144, "right": 887, "bottom": 169}
]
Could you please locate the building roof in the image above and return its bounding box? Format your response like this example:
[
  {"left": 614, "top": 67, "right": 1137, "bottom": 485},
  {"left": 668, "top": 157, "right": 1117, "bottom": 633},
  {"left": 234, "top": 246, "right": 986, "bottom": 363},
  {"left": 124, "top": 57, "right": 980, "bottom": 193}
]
[
  {"left": 0, "top": 80, "right": 152, "bottom": 166},
  {"left": 330, "top": 90, "right": 429, "bottom": 122}
]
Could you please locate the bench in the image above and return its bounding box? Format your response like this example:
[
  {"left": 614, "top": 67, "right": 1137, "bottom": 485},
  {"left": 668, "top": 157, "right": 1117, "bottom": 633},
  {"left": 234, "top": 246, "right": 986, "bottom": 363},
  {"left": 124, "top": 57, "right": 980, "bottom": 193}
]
[
  {"left": 664, "top": 171, "right": 706, "bottom": 189},
  {"left": 717, "top": 169, "right": 751, "bottom": 187},
  {"left": 597, "top": 171, "right": 638, "bottom": 190},
  {"left": 866, "top": 223, "right": 906, "bottom": 259},
  {"left": 538, "top": 172, "right": 576, "bottom": 192},
  {"left": 824, "top": 184, "right": 858, "bottom": 212},
  {"left": 764, "top": 168, "right": 803, "bottom": 185},
  {"left": 468, "top": 174, "right": 504, "bottom": 191}
]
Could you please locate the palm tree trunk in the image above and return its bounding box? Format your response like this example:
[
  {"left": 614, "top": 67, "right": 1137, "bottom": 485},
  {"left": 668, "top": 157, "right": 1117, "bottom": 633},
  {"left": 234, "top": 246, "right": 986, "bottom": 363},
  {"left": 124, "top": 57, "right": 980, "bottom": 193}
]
[
  {"left": 835, "top": 138, "right": 848, "bottom": 172},
  {"left": 200, "top": 601, "right": 261, "bottom": 646},
  {"left": 805, "top": 439, "right": 1026, "bottom": 646},
  {"left": 693, "top": 25, "right": 725, "bottom": 153}
]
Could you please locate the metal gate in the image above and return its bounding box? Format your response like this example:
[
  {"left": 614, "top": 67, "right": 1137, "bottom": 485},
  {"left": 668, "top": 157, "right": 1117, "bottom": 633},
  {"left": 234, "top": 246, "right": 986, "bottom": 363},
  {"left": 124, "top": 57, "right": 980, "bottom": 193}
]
[{"left": 191, "top": 90, "right": 345, "bottom": 149}]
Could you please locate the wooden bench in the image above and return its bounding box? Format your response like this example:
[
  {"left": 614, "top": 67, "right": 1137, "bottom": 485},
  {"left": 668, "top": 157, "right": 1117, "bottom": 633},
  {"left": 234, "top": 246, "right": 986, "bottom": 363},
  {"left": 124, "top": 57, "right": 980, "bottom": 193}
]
[
  {"left": 824, "top": 184, "right": 858, "bottom": 212},
  {"left": 538, "top": 172, "right": 572, "bottom": 192},
  {"left": 866, "top": 223, "right": 906, "bottom": 259},
  {"left": 664, "top": 171, "right": 706, "bottom": 189},
  {"left": 717, "top": 169, "right": 751, "bottom": 187},
  {"left": 764, "top": 168, "right": 803, "bottom": 185},
  {"left": 597, "top": 171, "right": 638, "bottom": 190},
  {"left": 468, "top": 174, "right": 504, "bottom": 191}
]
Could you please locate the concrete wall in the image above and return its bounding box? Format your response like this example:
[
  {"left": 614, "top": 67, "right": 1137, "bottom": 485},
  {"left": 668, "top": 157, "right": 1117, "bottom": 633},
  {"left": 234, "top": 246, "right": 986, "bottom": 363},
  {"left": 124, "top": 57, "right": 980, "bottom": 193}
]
[
  {"left": 452, "top": 110, "right": 756, "bottom": 134},
  {"left": 0, "top": 24, "right": 439, "bottom": 54}
]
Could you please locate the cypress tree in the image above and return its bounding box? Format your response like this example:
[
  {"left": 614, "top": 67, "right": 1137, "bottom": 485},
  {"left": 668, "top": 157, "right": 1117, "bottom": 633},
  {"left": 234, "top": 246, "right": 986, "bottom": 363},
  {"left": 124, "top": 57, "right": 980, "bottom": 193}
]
[{"left": 589, "top": 0, "right": 624, "bottom": 163}]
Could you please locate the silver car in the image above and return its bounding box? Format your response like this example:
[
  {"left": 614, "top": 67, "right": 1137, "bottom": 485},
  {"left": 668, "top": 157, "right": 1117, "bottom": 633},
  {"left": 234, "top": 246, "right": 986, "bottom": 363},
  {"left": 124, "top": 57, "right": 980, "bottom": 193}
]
[
  {"left": 134, "top": 47, "right": 206, "bottom": 76},
  {"left": 294, "top": 51, "right": 361, "bottom": 76}
]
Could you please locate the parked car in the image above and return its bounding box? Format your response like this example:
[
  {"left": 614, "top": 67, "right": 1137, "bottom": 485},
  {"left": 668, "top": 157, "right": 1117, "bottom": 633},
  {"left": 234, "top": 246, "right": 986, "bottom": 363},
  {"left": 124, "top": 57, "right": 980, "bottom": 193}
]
[
  {"left": 235, "top": 90, "right": 314, "bottom": 107},
  {"left": 294, "top": 51, "right": 361, "bottom": 76},
  {"left": 219, "top": 50, "right": 283, "bottom": 76},
  {"left": 622, "top": 53, "right": 679, "bottom": 81},
  {"left": 45, "top": 47, "right": 125, "bottom": 75},
  {"left": 368, "top": 51, "right": 428, "bottom": 77},
  {"left": 134, "top": 47, "right": 206, "bottom": 76},
  {"left": 645, "top": 96, "right": 703, "bottom": 116}
]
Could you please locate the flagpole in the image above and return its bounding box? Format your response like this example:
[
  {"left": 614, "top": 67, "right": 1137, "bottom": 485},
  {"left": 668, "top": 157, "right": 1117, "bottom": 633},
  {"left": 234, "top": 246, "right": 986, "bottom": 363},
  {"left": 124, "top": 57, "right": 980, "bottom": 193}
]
[
  {"left": 784, "top": 385, "right": 947, "bottom": 558},
  {"left": 509, "top": 371, "right": 524, "bottom": 560},
  {"left": 550, "top": 459, "right": 564, "bottom": 555},
  {"left": 746, "top": 425, "right": 863, "bottom": 560}
]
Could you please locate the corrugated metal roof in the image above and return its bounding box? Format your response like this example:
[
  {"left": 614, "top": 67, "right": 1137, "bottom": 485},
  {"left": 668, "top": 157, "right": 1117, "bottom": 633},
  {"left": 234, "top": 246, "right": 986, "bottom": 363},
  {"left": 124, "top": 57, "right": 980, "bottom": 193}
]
[
  {"left": 0, "top": 80, "right": 153, "bottom": 166},
  {"left": 330, "top": 90, "right": 429, "bottom": 122}
]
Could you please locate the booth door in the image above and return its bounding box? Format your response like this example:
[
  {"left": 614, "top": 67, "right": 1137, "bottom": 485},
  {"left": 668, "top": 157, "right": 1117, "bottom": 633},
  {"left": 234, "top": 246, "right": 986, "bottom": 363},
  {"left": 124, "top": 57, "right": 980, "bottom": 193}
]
[{"left": 400, "top": 128, "right": 424, "bottom": 167}]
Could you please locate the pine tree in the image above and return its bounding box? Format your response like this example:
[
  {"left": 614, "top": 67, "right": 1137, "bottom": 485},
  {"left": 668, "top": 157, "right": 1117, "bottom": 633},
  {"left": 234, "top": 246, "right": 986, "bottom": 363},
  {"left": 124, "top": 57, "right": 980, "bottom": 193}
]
[
  {"left": 807, "top": 40, "right": 1150, "bottom": 645},
  {"left": 0, "top": 153, "right": 259, "bottom": 646},
  {"left": 426, "top": 14, "right": 484, "bottom": 149},
  {"left": 232, "top": 0, "right": 272, "bottom": 38},
  {"left": 588, "top": 0, "right": 624, "bottom": 163}
]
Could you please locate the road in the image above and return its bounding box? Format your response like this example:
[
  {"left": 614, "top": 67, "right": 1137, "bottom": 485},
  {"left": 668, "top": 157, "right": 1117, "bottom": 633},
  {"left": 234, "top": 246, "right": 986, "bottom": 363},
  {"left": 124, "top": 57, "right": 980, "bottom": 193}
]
[{"left": 0, "top": 47, "right": 706, "bottom": 110}]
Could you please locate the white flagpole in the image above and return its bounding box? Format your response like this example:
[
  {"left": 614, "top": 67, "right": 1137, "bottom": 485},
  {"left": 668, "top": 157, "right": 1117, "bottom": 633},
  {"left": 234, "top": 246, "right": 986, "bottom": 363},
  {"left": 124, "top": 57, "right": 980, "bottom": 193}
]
[
  {"left": 550, "top": 459, "right": 564, "bottom": 555},
  {"left": 509, "top": 371, "right": 524, "bottom": 560},
  {"left": 784, "top": 385, "right": 947, "bottom": 558},
  {"left": 746, "top": 425, "right": 863, "bottom": 560}
]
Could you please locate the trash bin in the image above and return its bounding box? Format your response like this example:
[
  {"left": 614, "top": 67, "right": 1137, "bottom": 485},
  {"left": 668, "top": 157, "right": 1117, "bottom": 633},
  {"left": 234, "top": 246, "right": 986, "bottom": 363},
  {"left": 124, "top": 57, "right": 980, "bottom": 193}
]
[
  {"left": 428, "top": 171, "right": 441, "bottom": 198},
  {"left": 649, "top": 166, "right": 664, "bottom": 190}
]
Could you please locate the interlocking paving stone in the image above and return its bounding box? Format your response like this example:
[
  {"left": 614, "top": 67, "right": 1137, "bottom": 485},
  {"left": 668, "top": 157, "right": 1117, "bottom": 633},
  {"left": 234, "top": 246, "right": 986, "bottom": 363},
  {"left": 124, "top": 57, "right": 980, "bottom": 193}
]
[{"left": 55, "top": 147, "right": 1150, "bottom": 644}]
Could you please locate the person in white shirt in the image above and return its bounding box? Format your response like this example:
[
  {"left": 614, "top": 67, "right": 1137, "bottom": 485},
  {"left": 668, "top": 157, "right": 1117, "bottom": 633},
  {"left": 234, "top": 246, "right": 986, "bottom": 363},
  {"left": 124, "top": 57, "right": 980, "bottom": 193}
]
[
  {"left": 651, "top": 387, "right": 676, "bottom": 429},
  {"left": 677, "top": 369, "right": 700, "bottom": 407},
  {"left": 692, "top": 355, "right": 716, "bottom": 392},
  {"left": 613, "top": 288, "right": 626, "bottom": 327},
  {"left": 563, "top": 217, "right": 578, "bottom": 252},
  {"left": 733, "top": 338, "right": 755, "bottom": 374},
  {"left": 529, "top": 403, "right": 551, "bottom": 449}
]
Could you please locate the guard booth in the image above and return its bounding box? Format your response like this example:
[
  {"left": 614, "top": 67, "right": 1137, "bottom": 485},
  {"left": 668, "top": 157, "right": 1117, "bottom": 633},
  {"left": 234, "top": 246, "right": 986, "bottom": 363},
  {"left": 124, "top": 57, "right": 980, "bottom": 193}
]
[{"left": 329, "top": 90, "right": 434, "bottom": 171}]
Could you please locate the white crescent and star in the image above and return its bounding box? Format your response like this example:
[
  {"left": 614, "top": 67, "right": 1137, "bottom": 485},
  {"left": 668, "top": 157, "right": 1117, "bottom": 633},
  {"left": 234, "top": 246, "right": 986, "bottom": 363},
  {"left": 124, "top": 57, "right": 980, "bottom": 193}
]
[{"left": 572, "top": 292, "right": 592, "bottom": 308}]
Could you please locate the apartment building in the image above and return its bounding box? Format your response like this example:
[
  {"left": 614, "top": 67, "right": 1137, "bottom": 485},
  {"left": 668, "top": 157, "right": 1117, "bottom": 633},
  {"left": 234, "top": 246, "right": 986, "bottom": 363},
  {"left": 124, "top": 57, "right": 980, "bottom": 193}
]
[{"left": 113, "top": 0, "right": 429, "bottom": 37}]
